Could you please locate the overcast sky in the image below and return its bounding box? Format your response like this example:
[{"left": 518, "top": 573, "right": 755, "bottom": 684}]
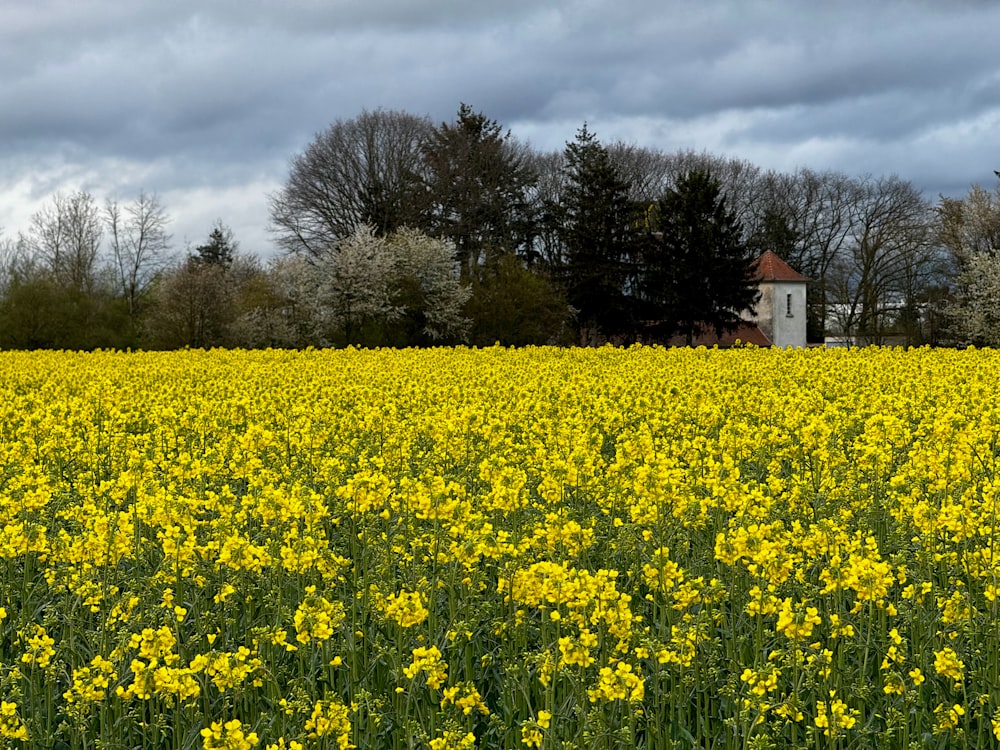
[{"left": 2, "top": 0, "right": 998, "bottom": 258}]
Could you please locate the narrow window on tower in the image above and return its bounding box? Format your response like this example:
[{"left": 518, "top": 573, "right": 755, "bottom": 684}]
[{"left": 786, "top": 293, "right": 793, "bottom": 317}]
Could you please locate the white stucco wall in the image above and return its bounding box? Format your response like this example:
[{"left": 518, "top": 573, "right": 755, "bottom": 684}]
[{"left": 755, "top": 280, "right": 807, "bottom": 348}]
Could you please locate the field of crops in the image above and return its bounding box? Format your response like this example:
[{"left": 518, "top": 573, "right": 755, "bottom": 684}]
[{"left": 2, "top": 346, "right": 1000, "bottom": 749}]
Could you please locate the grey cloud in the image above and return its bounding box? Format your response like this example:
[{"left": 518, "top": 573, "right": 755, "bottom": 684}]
[{"left": 2, "top": 0, "right": 999, "bottom": 255}]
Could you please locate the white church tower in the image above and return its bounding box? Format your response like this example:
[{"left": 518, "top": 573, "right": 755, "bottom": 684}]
[{"left": 750, "top": 251, "right": 809, "bottom": 348}]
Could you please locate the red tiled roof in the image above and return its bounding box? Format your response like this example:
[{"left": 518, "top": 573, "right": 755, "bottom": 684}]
[{"left": 755, "top": 250, "right": 809, "bottom": 282}]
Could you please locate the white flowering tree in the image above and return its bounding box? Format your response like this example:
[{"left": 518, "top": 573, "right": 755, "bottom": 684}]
[
  {"left": 940, "top": 182, "right": 1000, "bottom": 345},
  {"left": 315, "top": 224, "right": 401, "bottom": 344},
  {"left": 386, "top": 228, "right": 471, "bottom": 343},
  {"left": 269, "top": 224, "right": 469, "bottom": 347}
]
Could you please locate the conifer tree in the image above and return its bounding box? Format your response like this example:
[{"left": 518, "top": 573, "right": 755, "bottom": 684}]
[
  {"left": 419, "top": 104, "right": 536, "bottom": 280},
  {"left": 558, "top": 125, "right": 638, "bottom": 341},
  {"left": 195, "top": 222, "right": 237, "bottom": 267},
  {"left": 642, "top": 169, "right": 758, "bottom": 344}
]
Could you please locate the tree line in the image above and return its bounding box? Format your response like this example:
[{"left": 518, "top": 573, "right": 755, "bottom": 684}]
[{"left": 1, "top": 104, "right": 998, "bottom": 350}]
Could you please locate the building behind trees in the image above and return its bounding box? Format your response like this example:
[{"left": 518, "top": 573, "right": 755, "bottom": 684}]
[{"left": 0, "top": 106, "right": 988, "bottom": 350}]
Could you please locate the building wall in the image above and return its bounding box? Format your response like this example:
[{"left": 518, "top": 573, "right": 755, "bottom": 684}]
[{"left": 755, "top": 280, "right": 807, "bottom": 348}]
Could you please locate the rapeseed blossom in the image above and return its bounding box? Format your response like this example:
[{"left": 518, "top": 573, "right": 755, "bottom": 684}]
[
  {"left": 933, "top": 647, "right": 965, "bottom": 684},
  {"left": 741, "top": 666, "right": 781, "bottom": 696},
  {"left": 775, "top": 598, "right": 822, "bottom": 641},
  {"left": 587, "top": 661, "right": 644, "bottom": 703},
  {"left": 63, "top": 655, "right": 118, "bottom": 708},
  {"left": 294, "top": 587, "right": 346, "bottom": 644},
  {"left": 0, "top": 702, "right": 28, "bottom": 741},
  {"left": 404, "top": 645, "right": 448, "bottom": 690},
  {"left": 383, "top": 589, "right": 430, "bottom": 628},
  {"left": 428, "top": 730, "right": 476, "bottom": 750},
  {"left": 19, "top": 624, "right": 55, "bottom": 669},
  {"left": 4, "top": 347, "right": 1000, "bottom": 748},
  {"left": 440, "top": 683, "right": 489, "bottom": 715},
  {"left": 815, "top": 692, "right": 858, "bottom": 737},
  {"left": 934, "top": 702, "right": 965, "bottom": 733},
  {"left": 304, "top": 699, "right": 352, "bottom": 748},
  {"left": 201, "top": 719, "right": 259, "bottom": 750}
]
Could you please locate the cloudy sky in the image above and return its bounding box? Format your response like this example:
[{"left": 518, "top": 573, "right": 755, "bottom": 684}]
[{"left": 2, "top": 0, "right": 998, "bottom": 258}]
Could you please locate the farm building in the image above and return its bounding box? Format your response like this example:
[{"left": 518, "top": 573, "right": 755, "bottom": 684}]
[
  {"left": 748, "top": 250, "right": 809, "bottom": 348},
  {"left": 667, "top": 250, "right": 809, "bottom": 348}
]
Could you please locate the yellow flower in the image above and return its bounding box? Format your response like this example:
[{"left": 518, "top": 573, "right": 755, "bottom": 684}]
[
  {"left": 20, "top": 624, "right": 56, "bottom": 669},
  {"left": 404, "top": 645, "right": 448, "bottom": 690},
  {"left": 294, "top": 587, "right": 346, "bottom": 644},
  {"left": 200, "top": 719, "right": 259, "bottom": 750},
  {"left": 428, "top": 730, "right": 476, "bottom": 750},
  {"left": 882, "top": 672, "right": 905, "bottom": 695},
  {"left": 440, "top": 682, "right": 489, "bottom": 716},
  {"left": 304, "top": 700, "right": 352, "bottom": 748},
  {"left": 64, "top": 655, "right": 118, "bottom": 707},
  {"left": 558, "top": 629, "right": 597, "bottom": 668},
  {"left": 741, "top": 666, "right": 781, "bottom": 696},
  {"left": 130, "top": 626, "right": 179, "bottom": 664},
  {"left": 214, "top": 583, "right": 237, "bottom": 604},
  {"left": 203, "top": 647, "right": 262, "bottom": 693},
  {"left": 828, "top": 613, "right": 855, "bottom": 638},
  {"left": 265, "top": 741, "right": 304, "bottom": 750},
  {"left": 587, "top": 662, "right": 644, "bottom": 703},
  {"left": 814, "top": 692, "right": 857, "bottom": 737},
  {"left": 744, "top": 585, "right": 779, "bottom": 616},
  {"left": 774, "top": 702, "right": 803, "bottom": 722},
  {"left": 383, "top": 590, "right": 429, "bottom": 628},
  {"left": 0, "top": 701, "right": 28, "bottom": 741},
  {"left": 775, "top": 598, "right": 821, "bottom": 641},
  {"left": 934, "top": 702, "right": 965, "bottom": 732},
  {"left": 521, "top": 726, "right": 543, "bottom": 748},
  {"left": 933, "top": 647, "right": 964, "bottom": 683}
]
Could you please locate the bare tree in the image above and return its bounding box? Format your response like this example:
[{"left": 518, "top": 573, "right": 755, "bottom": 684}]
[
  {"left": 144, "top": 226, "right": 254, "bottom": 349},
  {"left": 524, "top": 149, "right": 567, "bottom": 267},
  {"left": 606, "top": 142, "right": 676, "bottom": 203},
  {"left": 655, "top": 150, "right": 767, "bottom": 234},
  {"left": 269, "top": 109, "right": 433, "bottom": 257},
  {"left": 106, "top": 191, "right": 172, "bottom": 316},
  {"left": 145, "top": 259, "right": 233, "bottom": 348},
  {"left": 0, "top": 228, "right": 15, "bottom": 296},
  {"left": 26, "top": 191, "right": 104, "bottom": 293},
  {"left": 826, "top": 175, "right": 936, "bottom": 344}
]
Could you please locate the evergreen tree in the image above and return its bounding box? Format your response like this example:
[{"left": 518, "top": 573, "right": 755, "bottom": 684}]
[
  {"left": 419, "top": 104, "right": 536, "bottom": 280},
  {"left": 558, "top": 125, "right": 638, "bottom": 341},
  {"left": 194, "top": 222, "right": 237, "bottom": 267},
  {"left": 747, "top": 207, "right": 799, "bottom": 260},
  {"left": 642, "top": 169, "right": 758, "bottom": 344}
]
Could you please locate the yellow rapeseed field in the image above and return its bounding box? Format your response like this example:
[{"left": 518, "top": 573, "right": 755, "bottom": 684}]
[{"left": 1, "top": 345, "right": 1000, "bottom": 749}]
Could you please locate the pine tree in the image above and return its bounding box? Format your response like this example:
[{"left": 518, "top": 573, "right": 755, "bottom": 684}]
[
  {"left": 642, "top": 170, "right": 758, "bottom": 344},
  {"left": 195, "top": 222, "right": 237, "bottom": 267},
  {"left": 419, "top": 104, "right": 536, "bottom": 280},
  {"left": 558, "top": 125, "right": 638, "bottom": 341}
]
